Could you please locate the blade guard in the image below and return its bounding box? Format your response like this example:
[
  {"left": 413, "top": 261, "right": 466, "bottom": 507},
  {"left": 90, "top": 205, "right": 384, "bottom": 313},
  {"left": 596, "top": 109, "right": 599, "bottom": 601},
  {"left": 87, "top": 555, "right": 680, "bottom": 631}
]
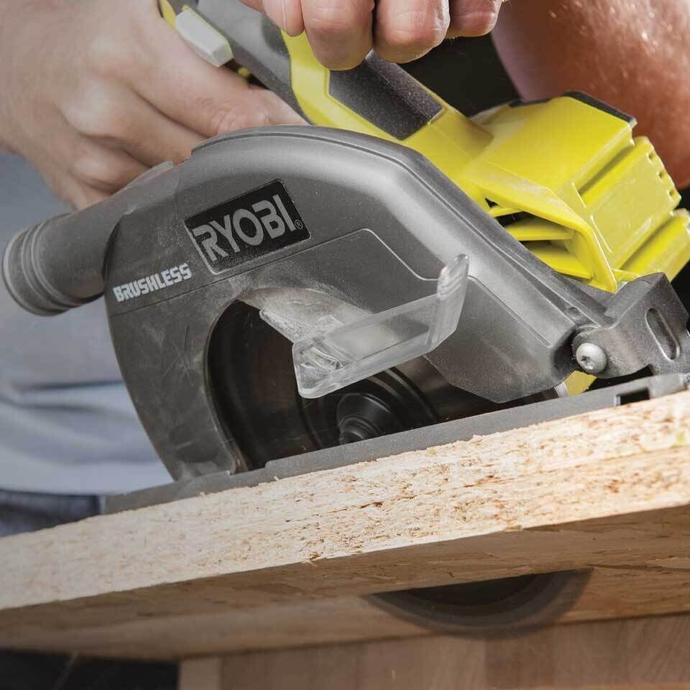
[{"left": 259, "top": 255, "right": 469, "bottom": 398}]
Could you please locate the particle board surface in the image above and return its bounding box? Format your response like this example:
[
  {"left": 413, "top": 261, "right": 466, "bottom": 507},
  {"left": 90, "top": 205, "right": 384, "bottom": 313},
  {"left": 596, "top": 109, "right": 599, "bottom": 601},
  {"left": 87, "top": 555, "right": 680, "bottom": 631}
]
[{"left": 2, "top": 391, "right": 690, "bottom": 659}]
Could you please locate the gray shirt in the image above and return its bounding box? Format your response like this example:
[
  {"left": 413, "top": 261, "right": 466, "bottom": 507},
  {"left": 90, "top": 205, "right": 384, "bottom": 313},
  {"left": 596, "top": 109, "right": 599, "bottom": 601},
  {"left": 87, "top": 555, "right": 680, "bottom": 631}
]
[{"left": 0, "top": 154, "right": 170, "bottom": 494}]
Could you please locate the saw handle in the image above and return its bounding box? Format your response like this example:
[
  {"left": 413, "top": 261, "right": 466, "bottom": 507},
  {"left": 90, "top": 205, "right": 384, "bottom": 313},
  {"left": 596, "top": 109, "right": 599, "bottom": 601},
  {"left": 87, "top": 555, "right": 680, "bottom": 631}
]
[{"left": 161, "top": 0, "right": 443, "bottom": 140}]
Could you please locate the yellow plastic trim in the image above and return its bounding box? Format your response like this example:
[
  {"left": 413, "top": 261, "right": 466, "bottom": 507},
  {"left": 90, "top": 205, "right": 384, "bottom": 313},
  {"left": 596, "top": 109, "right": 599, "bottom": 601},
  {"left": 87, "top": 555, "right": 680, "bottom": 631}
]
[{"left": 159, "top": 0, "right": 177, "bottom": 26}]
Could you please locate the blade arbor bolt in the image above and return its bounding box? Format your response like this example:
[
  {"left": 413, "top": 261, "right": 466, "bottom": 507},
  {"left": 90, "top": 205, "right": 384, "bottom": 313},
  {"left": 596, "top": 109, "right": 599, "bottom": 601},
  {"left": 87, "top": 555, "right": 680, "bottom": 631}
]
[{"left": 575, "top": 343, "right": 608, "bottom": 374}]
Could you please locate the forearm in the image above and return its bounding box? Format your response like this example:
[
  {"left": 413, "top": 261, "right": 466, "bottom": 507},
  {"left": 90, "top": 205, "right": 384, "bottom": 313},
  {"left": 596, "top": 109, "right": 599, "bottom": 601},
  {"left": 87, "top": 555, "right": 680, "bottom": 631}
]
[{"left": 493, "top": 0, "right": 690, "bottom": 187}]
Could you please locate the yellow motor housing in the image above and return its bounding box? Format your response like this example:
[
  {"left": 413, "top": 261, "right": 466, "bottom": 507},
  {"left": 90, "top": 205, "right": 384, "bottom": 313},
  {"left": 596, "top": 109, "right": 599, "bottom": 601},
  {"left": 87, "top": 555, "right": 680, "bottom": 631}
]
[{"left": 285, "top": 34, "right": 690, "bottom": 294}]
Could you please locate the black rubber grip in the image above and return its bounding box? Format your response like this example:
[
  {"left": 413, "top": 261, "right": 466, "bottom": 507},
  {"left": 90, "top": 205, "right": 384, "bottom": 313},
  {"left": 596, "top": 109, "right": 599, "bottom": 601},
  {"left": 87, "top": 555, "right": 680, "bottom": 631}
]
[{"left": 329, "top": 54, "right": 442, "bottom": 140}]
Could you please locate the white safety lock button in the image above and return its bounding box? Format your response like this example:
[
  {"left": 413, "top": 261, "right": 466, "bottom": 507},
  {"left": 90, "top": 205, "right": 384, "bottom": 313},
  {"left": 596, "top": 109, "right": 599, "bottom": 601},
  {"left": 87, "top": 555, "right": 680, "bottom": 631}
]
[{"left": 175, "top": 8, "right": 234, "bottom": 67}]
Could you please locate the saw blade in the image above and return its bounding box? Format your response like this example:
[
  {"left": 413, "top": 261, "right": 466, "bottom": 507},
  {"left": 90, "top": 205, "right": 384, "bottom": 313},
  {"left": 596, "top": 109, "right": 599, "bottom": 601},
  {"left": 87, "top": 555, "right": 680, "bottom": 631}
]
[{"left": 208, "top": 302, "right": 553, "bottom": 471}]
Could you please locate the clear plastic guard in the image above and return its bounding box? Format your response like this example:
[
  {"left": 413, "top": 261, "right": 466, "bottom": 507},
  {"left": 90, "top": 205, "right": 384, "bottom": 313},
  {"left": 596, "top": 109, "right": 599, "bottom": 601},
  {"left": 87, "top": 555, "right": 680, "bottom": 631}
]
[{"left": 292, "top": 254, "right": 469, "bottom": 399}]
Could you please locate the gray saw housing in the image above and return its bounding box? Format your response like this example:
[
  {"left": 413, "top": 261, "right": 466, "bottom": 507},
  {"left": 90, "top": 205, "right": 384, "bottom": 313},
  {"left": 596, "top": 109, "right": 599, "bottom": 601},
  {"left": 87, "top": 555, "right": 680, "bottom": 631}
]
[{"left": 4, "top": 127, "right": 690, "bottom": 480}]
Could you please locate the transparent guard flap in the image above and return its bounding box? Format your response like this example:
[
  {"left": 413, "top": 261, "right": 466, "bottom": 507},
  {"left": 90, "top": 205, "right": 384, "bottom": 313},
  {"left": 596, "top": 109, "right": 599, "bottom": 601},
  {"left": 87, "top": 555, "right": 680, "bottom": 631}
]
[{"left": 291, "top": 254, "right": 469, "bottom": 399}]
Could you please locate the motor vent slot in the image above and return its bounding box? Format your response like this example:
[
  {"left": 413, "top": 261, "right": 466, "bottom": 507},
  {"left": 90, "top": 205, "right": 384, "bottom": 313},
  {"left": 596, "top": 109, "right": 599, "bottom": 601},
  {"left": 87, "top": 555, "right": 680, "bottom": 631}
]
[{"left": 486, "top": 200, "right": 589, "bottom": 282}]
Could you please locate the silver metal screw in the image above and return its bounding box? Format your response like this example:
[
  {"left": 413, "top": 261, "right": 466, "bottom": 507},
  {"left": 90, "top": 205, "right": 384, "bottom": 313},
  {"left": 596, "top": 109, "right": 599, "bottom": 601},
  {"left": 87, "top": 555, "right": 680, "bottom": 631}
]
[{"left": 575, "top": 343, "right": 608, "bottom": 374}]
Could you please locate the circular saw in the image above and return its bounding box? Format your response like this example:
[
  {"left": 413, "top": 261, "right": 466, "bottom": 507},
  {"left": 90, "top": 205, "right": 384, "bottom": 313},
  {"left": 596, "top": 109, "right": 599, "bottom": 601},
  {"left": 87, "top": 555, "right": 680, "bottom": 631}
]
[{"left": 4, "top": 0, "right": 690, "bottom": 634}]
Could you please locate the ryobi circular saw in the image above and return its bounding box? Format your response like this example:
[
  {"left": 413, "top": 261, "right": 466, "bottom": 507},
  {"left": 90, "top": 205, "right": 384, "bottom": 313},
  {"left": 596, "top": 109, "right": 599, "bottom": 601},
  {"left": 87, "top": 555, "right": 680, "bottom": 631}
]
[{"left": 4, "top": 0, "right": 690, "bottom": 634}]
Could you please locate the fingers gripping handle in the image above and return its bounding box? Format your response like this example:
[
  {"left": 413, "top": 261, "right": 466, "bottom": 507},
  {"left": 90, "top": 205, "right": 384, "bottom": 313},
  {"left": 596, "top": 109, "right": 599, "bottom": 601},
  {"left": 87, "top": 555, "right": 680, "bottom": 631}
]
[{"left": 164, "top": 0, "right": 443, "bottom": 140}]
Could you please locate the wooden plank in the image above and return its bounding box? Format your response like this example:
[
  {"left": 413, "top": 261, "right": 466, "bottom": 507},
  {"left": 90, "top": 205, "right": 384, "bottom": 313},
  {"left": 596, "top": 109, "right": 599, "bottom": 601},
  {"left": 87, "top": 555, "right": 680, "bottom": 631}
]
[
  {"left": 218, "top": 614, "right": 690, "bottom": 690},
  {"left": 6, "top": 566, "right": 690, "bottom": 661},
  {"left": 4, "top": 597, "right": 427, "bottom": 660},
  {"left": 2, "top": 391, "right": 690, "bottom": 659}
]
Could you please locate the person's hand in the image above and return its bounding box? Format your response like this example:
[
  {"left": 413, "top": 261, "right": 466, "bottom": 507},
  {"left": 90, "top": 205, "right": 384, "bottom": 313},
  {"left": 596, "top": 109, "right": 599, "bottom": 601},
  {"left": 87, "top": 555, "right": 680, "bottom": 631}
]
[
  {"left": 0, "top": 0, "right": 302, "bottom": 209},
  {"left": 241, "top": 0, "right": 505, "bottom": 69}
]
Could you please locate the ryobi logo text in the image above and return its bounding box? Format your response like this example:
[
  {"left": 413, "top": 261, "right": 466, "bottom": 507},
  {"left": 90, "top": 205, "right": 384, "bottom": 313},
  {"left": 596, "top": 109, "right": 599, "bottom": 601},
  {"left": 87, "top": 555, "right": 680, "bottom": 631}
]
[{"left": 185, "top": 180, "right": 310, "bottom": 273}]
